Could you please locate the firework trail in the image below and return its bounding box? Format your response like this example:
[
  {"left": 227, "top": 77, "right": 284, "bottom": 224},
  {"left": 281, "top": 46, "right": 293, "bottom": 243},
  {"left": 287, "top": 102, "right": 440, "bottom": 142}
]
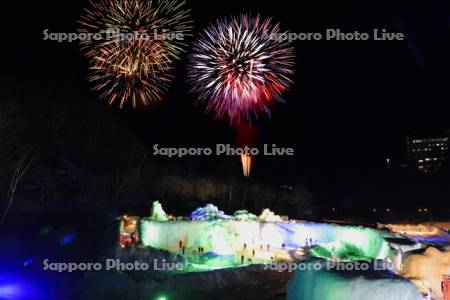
[
  {"left": 241, "top": 154, "right": 252, "bottom": 177},
  {"left": 188, "top": 14, "right": 295, "bottom": 122},
  {"left": 78, "top": 0, "right": 192, "bottom": 108}
]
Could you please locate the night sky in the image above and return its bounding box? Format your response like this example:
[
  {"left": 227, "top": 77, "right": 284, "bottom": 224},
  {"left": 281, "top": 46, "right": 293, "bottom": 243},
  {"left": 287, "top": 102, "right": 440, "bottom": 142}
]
[{"left": 4, "top": 0, "right": 450, "bottom": 212}]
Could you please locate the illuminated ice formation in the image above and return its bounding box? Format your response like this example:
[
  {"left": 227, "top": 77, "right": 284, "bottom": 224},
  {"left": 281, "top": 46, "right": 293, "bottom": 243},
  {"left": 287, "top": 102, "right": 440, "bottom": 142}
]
[
  {"left": 141, "top": 220, "right": 235, "bottom": 256},
  {"left": 140, "top": 220, "right": 391, "bottom": 262},
  {"left": 399, "top": 247, "right": 450, "bottom": 299},
  {"left": 234, "top": 210, "right": 257, "bottom": 221},
  {"left": 308, "top": 226, "right": 392, "bottom": 261},
  {"left": 150, "top": 201, "right": 168, "bottom": 221},
  {"left": 140, "top": 204, "right": 392, "bottom": 269},
  {"left": 258, "top": 208, "right": 283, "bottom": 222},
  {"left": 387, "top": 238, "right": 424, "bottom": 255},
  {"left": 287, "top": 260, "right": 422, "bottom": 300},
  {"left": 190, "top": 204, "right": 231, "bottom": 221}
]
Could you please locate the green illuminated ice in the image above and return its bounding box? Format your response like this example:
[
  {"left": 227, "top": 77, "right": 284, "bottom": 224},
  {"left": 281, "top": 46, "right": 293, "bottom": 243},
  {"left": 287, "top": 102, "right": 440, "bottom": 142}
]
[
  {"left": 140, "top": 219, "right": 391, "bottom": 262},
  {"left": 234, "top": 210, "right": 257, "bottom": 221},
  {"left": 308, "top": 226, "right": 392, "bottom": 261},
  {"left": 139, "top": 203, "right": 391, "bottom": 271},
  {"left": 150, "top": 201, "right": 168, "bottom": 221}
]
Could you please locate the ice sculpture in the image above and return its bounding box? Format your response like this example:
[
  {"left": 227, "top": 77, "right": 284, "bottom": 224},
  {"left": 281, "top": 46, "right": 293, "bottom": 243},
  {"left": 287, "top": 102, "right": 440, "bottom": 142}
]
[
  {"left": 189, "top": 204, "right": 231, "bottom": 221},
  {"left": 150, "top": 201, "right": 168, "bottom": 221},
  {"left": 140, "top": 219, "right": 391, "bottom": 262},
  {"left": 233, "top": 210, "right": 257, "bottom": 221},
  {"left": 258, "top": 208, "right": 283, "bottom": 222}
]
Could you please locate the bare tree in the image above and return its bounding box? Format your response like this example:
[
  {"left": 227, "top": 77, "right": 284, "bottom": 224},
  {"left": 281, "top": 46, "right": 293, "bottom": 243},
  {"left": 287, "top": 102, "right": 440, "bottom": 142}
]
[
  {"left": 111, "top": 143, "right": 148, "bottom": 203},
  {"left": 1, "top": 148, "right": 37, "bottom": 223},
  {"left": 0, "top": 100, "right": 38, "bottom": 222},
  {"left": 194, "top": 177, "right": 217, "bottom": 202},
  {"left": 227, "top": 181, "right": 233, "bottom": 211}
]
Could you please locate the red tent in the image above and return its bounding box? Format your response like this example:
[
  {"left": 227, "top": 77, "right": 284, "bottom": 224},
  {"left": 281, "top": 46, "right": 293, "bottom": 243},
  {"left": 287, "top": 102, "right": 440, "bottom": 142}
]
[{"left": 443, "top": 276, "right": 450, "bottom": 300}]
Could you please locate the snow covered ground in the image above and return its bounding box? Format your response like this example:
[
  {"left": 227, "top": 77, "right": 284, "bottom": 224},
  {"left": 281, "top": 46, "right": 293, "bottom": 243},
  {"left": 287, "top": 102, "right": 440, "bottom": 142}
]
[
  {"left": 399, "top": 247, "right": 450, "bottom": 300},
  {"left": 287, "top": 260, "right": 422, "bottom": 300},
  {"left": 4, "top": 211, "right": 450, "bottom": 300},
  {"left": 79, "top": 264, "right": 291, "bottom": 300}
]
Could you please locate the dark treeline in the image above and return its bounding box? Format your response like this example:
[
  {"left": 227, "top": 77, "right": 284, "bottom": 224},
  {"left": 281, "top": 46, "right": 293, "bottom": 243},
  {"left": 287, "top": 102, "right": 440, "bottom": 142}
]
[{"left": 0, "top": 95, "right": 317, "bottom": 220}]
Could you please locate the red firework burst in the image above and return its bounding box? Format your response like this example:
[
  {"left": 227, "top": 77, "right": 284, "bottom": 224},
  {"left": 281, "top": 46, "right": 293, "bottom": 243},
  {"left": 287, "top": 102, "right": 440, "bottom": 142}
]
[{"left": 188, "top": 14, "right": 295, "bottom": 121}]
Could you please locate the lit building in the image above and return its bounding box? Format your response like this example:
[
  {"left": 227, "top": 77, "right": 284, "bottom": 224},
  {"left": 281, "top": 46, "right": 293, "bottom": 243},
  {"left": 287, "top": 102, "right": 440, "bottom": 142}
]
[{"left": 406, "top": 136, "right": 449, "bottom": 172}]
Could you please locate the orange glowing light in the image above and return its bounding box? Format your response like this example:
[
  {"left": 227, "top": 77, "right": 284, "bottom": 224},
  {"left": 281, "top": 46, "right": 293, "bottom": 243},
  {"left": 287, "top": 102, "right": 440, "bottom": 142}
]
[{"left": 241, "top": 154, "right": 252, "bottom": 177}]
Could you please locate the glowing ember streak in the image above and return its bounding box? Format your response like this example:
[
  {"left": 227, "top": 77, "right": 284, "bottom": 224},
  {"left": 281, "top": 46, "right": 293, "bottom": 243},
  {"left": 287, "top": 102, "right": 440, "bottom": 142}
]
[
  {"left": 188, "top": 14, "right": 295, "bottom": 121},
  {"left": 241, "top": 154, "right": 252, "bottom": 177}
]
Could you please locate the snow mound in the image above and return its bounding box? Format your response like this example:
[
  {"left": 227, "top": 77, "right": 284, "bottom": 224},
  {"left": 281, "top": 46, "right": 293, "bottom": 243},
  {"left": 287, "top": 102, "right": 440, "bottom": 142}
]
[
  {"left": 308, "top": 226, "right": 392, "bottom": 261},
  {"left": 258, "top": 208, "right": 283, "bottom": 222},
  {"left": 190, "top": 204, "right": 231, "bottom": 221},
  {"left": 234, "top": 210, "right": 257, "bottom": 221},
  {"left": 400, "top": 247, "right": 450, "bottom": 300},
  {"left": 150, "top": 201, "right": 168, "bottom": 221},
  {"left": 287, "top": 260, "right": 422, "bottom": 300}
]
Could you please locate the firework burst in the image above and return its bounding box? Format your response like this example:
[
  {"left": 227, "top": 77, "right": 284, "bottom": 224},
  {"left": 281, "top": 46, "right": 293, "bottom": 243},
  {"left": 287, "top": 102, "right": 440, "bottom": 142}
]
[
  {"left": 78, "top": 0, "right": 192, "bottom": 108},
  {"left": 188, "top": 15, "right": 295, "bottom": 121}
]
